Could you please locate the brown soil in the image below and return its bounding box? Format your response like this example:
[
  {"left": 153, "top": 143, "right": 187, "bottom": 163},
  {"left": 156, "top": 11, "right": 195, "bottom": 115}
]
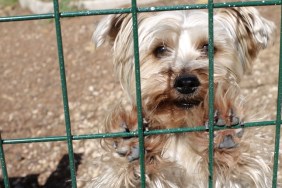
[{"left": 0, "top": 1, "right": 281, "bottom": 188}]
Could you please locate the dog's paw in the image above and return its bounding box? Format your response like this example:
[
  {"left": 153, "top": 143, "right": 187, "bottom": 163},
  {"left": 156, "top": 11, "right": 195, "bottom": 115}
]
[
  {"left": 113, "top": 122, "right": 141, "bottom": 162},
  {"left": 214, "top": 128, "right": 244, "bottom": 149},
  {"left": 114, "top": 139, "right": 140, "bottom": 162},
  {"left": 214, "top": 109, "right": 241, "bottom": 127},
  {"left": 205, "top": 109, "right": 244, "bottom": 149}
]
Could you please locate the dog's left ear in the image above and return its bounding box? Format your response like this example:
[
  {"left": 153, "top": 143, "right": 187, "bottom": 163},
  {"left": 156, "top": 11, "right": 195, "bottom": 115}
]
[
  {"left": 216, "top": 7, "right": 275, "bottom": 72},
  {"left": 93, "top": 14, "right": 129, "bottom": 48}
]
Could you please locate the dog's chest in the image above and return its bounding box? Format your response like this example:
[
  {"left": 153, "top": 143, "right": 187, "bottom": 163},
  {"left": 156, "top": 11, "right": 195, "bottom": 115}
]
[{"left": 163, "top": 136, "right": 203, "bottom": 174}]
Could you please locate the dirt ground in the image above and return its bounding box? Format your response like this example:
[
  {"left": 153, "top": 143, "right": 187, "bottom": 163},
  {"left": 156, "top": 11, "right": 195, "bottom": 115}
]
[{"left": 0, "top": 1, "right": 281, "bottom": 188}]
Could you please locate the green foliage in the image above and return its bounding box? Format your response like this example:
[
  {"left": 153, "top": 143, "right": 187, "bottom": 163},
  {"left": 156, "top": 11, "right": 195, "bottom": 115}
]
[{"left": 60, "top": 0, "right": 77, "bottom": 12}]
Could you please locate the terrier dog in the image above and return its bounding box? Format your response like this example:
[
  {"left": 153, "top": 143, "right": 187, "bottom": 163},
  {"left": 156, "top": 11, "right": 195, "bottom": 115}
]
[{"left": 89, "top": 7, "right": 276, "bottom": 188}]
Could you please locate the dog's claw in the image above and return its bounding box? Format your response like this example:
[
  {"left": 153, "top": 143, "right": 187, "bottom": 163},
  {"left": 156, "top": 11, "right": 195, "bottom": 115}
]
[
  {"left": 127, "top": 145, "right": 140, "bottom": 162},
  {"left": 115, "top": 140, "right": 140, "bottom": 161},
  {"left": 205, "top": 121, "right": 209, "bottom": 129},
  {"left": 116, "top": 145, "right": 130, "bottom": 155},
  {"left": 120, "top": 122, "right": 130, "bottom": 133},
  {"left": 213, "top": 109, "right": 241, "bottom": 126},
  {"left": 215, "top": 118, "right": 226, "bottom": 127},
  {"left": 229, "top": 109, "right": 240, "bottom": 126},
  {"left": 235, "top": 128, "right": 244, "bottom": 138},
  {"left": 214, "top": 110, "right": 226, "bottom": 126},
  {"left": 231, "top": 116, "right": 240, "bottom": 126},
  {"left": 116, "top": 145, "right": 140, "bottom": 162}
]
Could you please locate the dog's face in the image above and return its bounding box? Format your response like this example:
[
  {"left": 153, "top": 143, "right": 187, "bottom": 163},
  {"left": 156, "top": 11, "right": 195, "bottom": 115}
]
[{"left": 94, "top": 8, "right": 274, "bottom": 128}]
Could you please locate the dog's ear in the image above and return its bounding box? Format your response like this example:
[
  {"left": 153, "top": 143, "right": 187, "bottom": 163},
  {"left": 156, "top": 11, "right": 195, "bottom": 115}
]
[
  {"left": 93, "top": 14, "right": 129, "bottom": 48},
  {"left": 216, "top": 7, "right": 275, "bottom": 72}
]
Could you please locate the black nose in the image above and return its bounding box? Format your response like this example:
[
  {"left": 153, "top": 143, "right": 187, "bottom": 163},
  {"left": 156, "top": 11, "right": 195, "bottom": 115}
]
[{"left": 174, "top": 75, "right": 200, "bottom": 94}]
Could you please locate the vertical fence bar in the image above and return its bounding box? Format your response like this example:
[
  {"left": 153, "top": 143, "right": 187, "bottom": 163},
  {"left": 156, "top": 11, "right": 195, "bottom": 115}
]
[
  {"left": 53, "top": 0, "right": 77, "bottom": 187},
  {"left": 272, "top": 4, "right": 282, "bottom": 187},
  {"left": 0, "top": 133, "right": 10, "bottom": 188},
  {"left": 131, "top": 0, "right": 146, "bottom": 187},
  {"left": 207, "top": 0, "right": 214, "bottom": 187}
]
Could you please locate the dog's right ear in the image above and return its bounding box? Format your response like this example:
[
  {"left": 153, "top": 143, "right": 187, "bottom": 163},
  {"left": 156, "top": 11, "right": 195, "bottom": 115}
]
[
  {"left": 93, "top": 14, "right": 128, "bottom": 48},
  {"left": 215, "top": 7, "right": 275, "bottom": 73}
]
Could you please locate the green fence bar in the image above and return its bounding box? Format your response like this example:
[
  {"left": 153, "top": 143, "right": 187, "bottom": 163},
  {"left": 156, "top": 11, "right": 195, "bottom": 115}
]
[
  {"left": 272, "top": 4, "right": 282, "bottom": 187},
  {"left": 207, "top": 0, "right": 215, "bottom": 187},
  {"left": 1, "top": 1, "right": 281, "bottom": 22},
  {"left": 0, "top": 133, "right": 10, "bottom": 188},
  {"left": 53, "top": 0, "right": 77, "bottom": 187},
  {"left": 131, "top": 0, "right": 146, "bottom": 187},
  {"left": 138, "top": 0, "right": 281, "bottom": 13},
  {"left": 0, "top": 120, "right": 276, "bottom": 145},
  {"left": 0, "top": 13, "right": 54, "bottom": 22}
]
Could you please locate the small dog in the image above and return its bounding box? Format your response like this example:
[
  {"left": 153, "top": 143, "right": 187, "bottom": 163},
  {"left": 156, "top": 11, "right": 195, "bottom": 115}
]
[{"left": 89, "top": 7, "right": 276, "bottom": 188}]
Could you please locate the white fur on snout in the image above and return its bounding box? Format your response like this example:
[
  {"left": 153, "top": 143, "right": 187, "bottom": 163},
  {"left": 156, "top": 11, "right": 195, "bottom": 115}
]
[{"left": 175, "top": 30, "right": 200, "bottom": 68}]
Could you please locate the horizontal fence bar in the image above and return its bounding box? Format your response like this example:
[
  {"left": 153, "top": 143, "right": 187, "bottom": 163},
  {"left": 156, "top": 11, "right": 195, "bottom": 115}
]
[
  {"left": 0, "top": 13, "right": 54, "bottom": 22},
  {"left": 61, "top": 8, "right": 132, "bottom": 17},
  {"left": 139, "top": 0, "right": 281, "bottom": 12},
  {"left": 2, "top": 120, "right": 276, "bottom": 144},
  {"left": 0, "top": 0, "right": 280, "bottom": 22},
  {"left": 2, "top": 136, "right": 67, "bottom": 144},
  {"left": 2, "top": 132, "right": 137, "bottom": 144},
  {"left": 214, "top": 0, "right": 281, "bottom": 8},
  {"left": 0, "top": 9, "right": 132, "bottom": 22}
]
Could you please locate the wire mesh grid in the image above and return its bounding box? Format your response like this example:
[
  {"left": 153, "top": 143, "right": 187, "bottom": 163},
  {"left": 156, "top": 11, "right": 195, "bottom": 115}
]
[{"left": 0, "top": 0, "right": 281, "bottom": 187}]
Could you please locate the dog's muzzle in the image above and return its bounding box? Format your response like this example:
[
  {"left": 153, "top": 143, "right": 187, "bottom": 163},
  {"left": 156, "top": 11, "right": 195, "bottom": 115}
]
[{"left": 174, "top": 75, "right": 200, "bottom": 94}]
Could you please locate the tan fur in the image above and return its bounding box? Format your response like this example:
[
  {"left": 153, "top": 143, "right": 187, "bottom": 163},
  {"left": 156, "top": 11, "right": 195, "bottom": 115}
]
[{"left": 89, "top": 7, "right": 279, "bottom": 188}]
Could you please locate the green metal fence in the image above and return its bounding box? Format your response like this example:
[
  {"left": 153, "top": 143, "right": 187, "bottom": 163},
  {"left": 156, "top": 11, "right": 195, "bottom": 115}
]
[{"left": 0, "top": 0, "right": 281, "bottom": 188}]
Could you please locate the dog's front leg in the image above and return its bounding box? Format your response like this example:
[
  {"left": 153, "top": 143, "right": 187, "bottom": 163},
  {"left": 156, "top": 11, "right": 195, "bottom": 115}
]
[{"left": 103, "top": 105, "right": 143, "bottom": 162}]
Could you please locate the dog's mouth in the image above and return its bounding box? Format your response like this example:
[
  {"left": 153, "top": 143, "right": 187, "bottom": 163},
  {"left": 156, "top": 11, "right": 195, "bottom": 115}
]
[{"left": 174, "top": 99, "right": 201, "bottom": 109}]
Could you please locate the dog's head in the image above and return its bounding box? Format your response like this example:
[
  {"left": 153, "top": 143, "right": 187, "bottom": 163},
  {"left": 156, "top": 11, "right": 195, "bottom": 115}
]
[{"left": 94, "top": 8, "right": 275, "bottom": 127}]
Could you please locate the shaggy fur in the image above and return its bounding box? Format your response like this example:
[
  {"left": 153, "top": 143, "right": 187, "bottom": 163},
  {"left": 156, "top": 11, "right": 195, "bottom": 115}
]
[{"left": 88, "top": 7, "right": 279, "bottom": 188}]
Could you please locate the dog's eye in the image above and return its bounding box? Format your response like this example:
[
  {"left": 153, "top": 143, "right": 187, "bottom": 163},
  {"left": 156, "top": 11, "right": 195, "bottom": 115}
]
[
  {"left": 153, "top": 45, "right": 169, "bottom": 58},
  {"left": 202, "top": 44, "right": 209, "bottom": 53},
  {"left": 200, "top": 44, "right": 216, "bottom": 56}
]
